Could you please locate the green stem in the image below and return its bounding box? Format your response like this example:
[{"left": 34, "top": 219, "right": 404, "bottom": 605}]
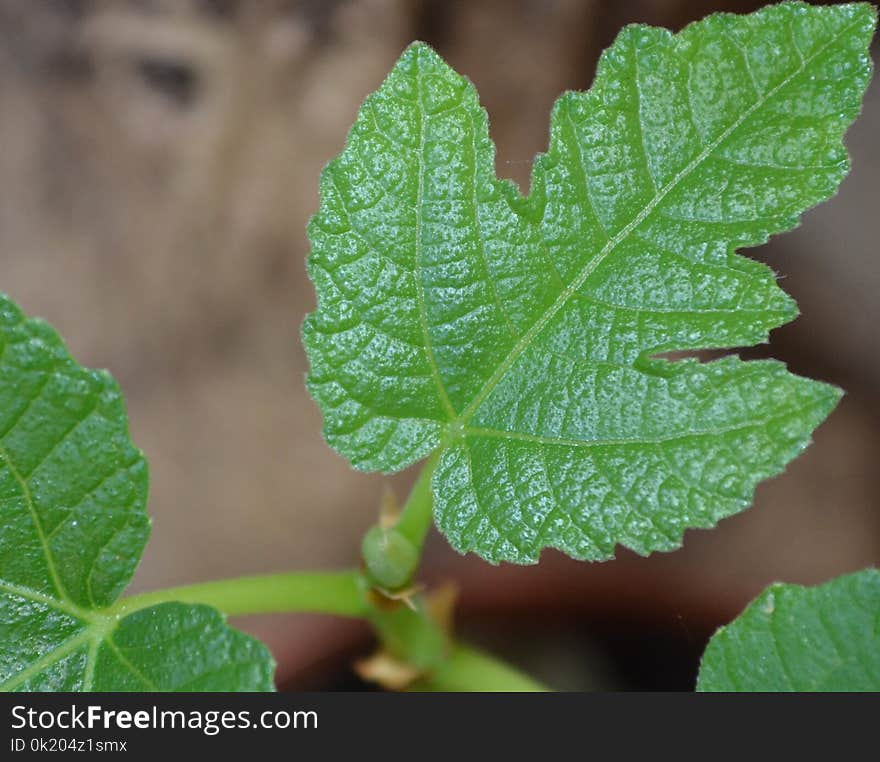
[
  {"left": 110, "top": 570, "right": 368, "bottom": 619},
  {"left": 393, "top": 451, "right": 439, "bottom": 556},
  {"left": 98, "top": 469, "right": 550, "bottom": 692},
  {"left": 105, "top": 567, "right": 550, "bottom": 691},
  {"left": 413, "top": 643, "right": 548, "bottom": 692}
]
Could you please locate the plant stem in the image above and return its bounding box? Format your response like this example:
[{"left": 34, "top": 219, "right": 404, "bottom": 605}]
[
  {"left": 100, "top": 463, "right": 551, "bottom": 691},
  {"left": 413, "top": 643, "right": 548, "bottom": 692},
  {"left": 393, "top": 451, "right": 439, "bottom": 556},
  {"left": 110, "top": 570, "right": 368, "bottom": 619}
]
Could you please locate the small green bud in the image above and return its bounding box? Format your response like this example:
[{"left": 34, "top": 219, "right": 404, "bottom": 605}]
[{"left": 361, "top": 525, "right": 419, "bottom": 590}]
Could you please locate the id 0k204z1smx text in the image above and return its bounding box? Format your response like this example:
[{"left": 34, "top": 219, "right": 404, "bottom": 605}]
[{"left": 10, "top": 737, "right": 127, "bottom": 752}]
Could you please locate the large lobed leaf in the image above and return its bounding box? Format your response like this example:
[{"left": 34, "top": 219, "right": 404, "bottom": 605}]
[
  {"left": 303, "top": 2, "right": 875, "bottom": 564},
  {"left": 0, "top": 295, "right": 274, "bottom": 691},
  {"left": 698, "top": 569, "right": 880, "bottom": 691}
]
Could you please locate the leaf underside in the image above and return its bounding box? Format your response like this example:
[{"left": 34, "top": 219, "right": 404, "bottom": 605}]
[
  {"left": 0, "top": 296, "right": 274, "bottom": 691},
  {"left": 697, "top": 569, "right": 880, "bottom": 691},
  {"left": 303, "top": 2, "right": 875, "bottom": 564}
]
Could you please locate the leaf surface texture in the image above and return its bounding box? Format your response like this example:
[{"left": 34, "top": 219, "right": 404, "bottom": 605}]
[
  {"left": 304, "top": 2, "right": 875, "bottom": 563},
  {"left": 698, "top": 569, "right": 880, "bottom": 691},
  {"left": 0, "top": 296, "right": 274, "bottom": 691}
]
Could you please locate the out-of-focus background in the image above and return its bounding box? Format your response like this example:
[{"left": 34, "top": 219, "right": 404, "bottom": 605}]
[{"left": 0, "top": 0, "right": 877, "bottom": 690}]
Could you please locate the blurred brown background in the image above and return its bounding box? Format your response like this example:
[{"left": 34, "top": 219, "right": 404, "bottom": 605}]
[{"left": 0, "top": 0, "right": 877, "bottom": 690}]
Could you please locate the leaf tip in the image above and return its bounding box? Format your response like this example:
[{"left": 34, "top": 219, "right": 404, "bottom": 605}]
[{"left": 398, "top": 40, "right": 446, "bottom": 70}]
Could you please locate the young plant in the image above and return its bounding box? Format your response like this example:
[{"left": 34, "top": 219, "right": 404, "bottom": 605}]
[{"left": 0, "top": 1, "right": 877, "bottom": 692}]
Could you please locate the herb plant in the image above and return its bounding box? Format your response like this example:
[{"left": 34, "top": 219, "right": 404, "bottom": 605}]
[{"left": 1, "top": 1, "right": 877, "bottom": 692}]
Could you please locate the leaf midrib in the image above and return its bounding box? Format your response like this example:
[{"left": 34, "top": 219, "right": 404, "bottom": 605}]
[
  {"left": 0, "top": 443, "right": 73, "bottom": 608},
  {"left": 0, "top": 579, "right": 89, "bottom": 621},
  {"left": 442, "top": 20, "right": 856, "bottom": 432},
  {"left": 0, "top": 628, "right": 94, "bottom": 692},
  {"left": 0, "top": 593, "right": 171, "bottom": 691},
  {"left": 0, "top": 588, "right": 117, "bottom": 691},
  {"left": 413, "top": 56, "right": 457, "bottom": 420}
]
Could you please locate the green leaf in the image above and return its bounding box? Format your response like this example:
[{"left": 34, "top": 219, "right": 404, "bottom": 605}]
[
  {"left": 697, "top": 569, "right": 880, "bottom": 691},
  {"left": 0, "top": 295, "right": 274, "bottom": 691},
  {"left": 303, "top": 2, "right": 874, "bottom": 564}
]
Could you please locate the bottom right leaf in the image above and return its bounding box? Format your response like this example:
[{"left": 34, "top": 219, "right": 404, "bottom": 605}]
[{"left": 697, "top": 569, "right": 880, "bottom": 692}]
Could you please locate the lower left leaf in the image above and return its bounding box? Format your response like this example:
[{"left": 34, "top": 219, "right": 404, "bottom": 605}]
[{"left": 0, "top": 294, "right": 275, "bottom": 691}]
